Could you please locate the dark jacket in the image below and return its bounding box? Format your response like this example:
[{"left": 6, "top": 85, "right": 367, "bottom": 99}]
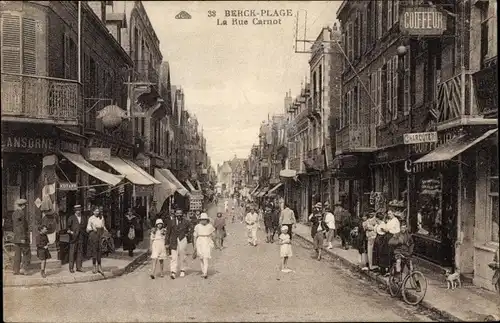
[
  {"left": 12, "top": 208, "right": 29, "bottom": 243},
  {"left": 391, "top": 232, "right": 415, "bottom": 257},
  {"left": 310, "top": 215, "right": 329, "bottom": 237},
  {"left": 166, "top": 218, "right": 192, "bottom": 250},
  {"left": 67, "top": 214, "right": 87, "bottom": 243}
]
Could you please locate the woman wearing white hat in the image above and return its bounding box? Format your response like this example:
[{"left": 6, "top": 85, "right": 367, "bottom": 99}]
[
  {"left": 193, "top": 213, "right": 215, "bottom": 278},
  {"left": 149, "top": 218, "right": 167, "bottom": 279}
]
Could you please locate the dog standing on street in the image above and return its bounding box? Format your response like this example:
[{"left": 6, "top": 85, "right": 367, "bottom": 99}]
[{"left": 445, "top": 269, "right": 462, "bottom": 289}]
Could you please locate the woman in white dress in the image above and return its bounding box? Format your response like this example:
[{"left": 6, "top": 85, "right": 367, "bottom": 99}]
[
  {"left": 193, "top": 213, "right": 215, "bottom": 279},
  {"left": 150, "top": 219, "right": 167, "bottom": 279}
]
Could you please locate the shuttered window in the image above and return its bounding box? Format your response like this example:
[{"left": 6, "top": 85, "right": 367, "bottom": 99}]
[
  {"left": 394, "top": 0, "right": 400, "bottom": 24},
  {"left": 387, "top": 59, "right": 392, "bottom": 121},
  {"left": 1, "top": 14, "right": 22, "bottom": 75},
  {"left": 387, "top": 0, "right": 393, "bottom": 31},
  {"left": 392, "top": 56, "right": 398, "bottom": 120},
  {"left": 348, "top": 22, "right": 353, "bottom": 62},
  {"left": 381, "top": 64, "right": 387, "bottom": 124},
  {"left": 377, "top": 1, "right": 383, "bottom": 39},
  {"left": 353, "top": 13, "right": 359, "bottom": 59},
  {"left": 404, "top": 46, "right": 411, "bottom": 115},
  {"left": 22, "top": 17, "right": 36, "bottom": 74},
  {"left": 376, "top": 68, "right": 382, "bottom": 126}
]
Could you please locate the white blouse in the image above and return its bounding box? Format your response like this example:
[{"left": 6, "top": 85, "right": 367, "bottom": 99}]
[
  {"left": 385, "top": 217, "right": 401, "bottom": 234},
  {"left": 87, "top": 215, "right": 107, "bottom": 232}
]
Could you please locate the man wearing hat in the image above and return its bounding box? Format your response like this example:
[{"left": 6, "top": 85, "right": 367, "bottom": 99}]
[
  {"left": 166, "top": 209, "right": 192, "bottom": 279},
  {"left": 323, "top": 202, "right": 336, "bottom": 249},
  {"left": 279, "top": 202, "right": 296, "bottom": 241},
  {"left": 309, "top": 203, "right": 328, "bottom": 260},
  {"left": 245, "top": 205, "right": 259, "bottom": 246},
  {"left": 12, "top": 198, "right": 30, "bottom": 275},
  {"left": 66, "top": 204, "right": 87, "bottom": 273}
]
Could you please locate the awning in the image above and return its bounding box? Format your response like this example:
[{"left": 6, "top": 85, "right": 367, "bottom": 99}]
[
  {"left": 415, "top": 128, "right": 498, "bottom": 164},
  {"left": 61, "top": 152, "right": 123, "bottom": 186},
  {"left": 153, "top": 169, "right": 177, "bottom": 208},
  {"left": 104, "top": 157, "right": 161, "bottom": 186},
  {"left": 185, "top": 179, "right": 197, "bottom": 191},
  {"left": 268, "top": 183, "right": 283, "bottom": 195},
  {"left": 157, "top": 169, "right": 189, "bottom": 196},
  {"left": 250, "top": 185, "right": 261, "bottom": 195}
]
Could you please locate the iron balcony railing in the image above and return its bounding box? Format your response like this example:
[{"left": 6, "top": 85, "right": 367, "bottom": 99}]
[
  {"left": 1, "top": 72, "right": 81, "bottom": 124},
  {"left": 133, "top": 60, "right": 159, "bottom": 85},
  {"left": 336, "top": 123, "right": 377, "bottom": 152}
]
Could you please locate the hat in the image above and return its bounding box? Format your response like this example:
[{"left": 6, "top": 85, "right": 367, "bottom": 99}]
[
  {"left": 155, "top": 219, "right": 164, "bottom": 225},
  {"left": 15, "top": 198, "right": 27, "bottom": 205},
  {"left": 314, "top": 202, "right": 322, "bottom": 209},
  {"left": 74, "top": 204, "right": 82, "bottom": 209},
  {"left": 281, "top": 225, "right": 289, "bottom": 232},
  {"left": 199, "top": 213, "right": 209, "bottom": 220}
]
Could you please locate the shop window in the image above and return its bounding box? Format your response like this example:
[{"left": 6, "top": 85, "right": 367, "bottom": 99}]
[
  {"left": 416, "top": 174, "right": 443, "bottom": 241},
  {"left": 489, "top": 146, "right": 499, "bottom": 243}
]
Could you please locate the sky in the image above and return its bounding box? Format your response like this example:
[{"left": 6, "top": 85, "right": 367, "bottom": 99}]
[{"left": 143, "top": 1, "right": 341, "bottom": 167}]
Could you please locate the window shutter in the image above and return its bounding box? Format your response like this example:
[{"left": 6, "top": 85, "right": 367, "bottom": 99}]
[
  {"left": 22, "top": 18, "right": 37, "bottom": 75},
  {"left": 356, "top": 85, "right": 360, "bottom": 125},
  {"left": 377, "top": 67, "right": 382, "bottom": 125},
  {"left": 361, "top": 11, "right": 366, "bottom": 54},
  {"left": 387, "top": 0, "right": 393, "bottom": 30},
  {"left": 1, "top": 14, "right": 22, "bottom": 75},
  {"left": 377, "top": 1, "right": 383, "bottom": 39},
  {"left": 348, "top": 22, "right": 353, "bottom": 61},
  {"left": 404, "top": 45, "right": 411, "bottom": 115},
  {"left": 63, "top": 33, "right": 71, "bottom": 78},
  {"left": 394, "top": 0, "right": 400, "bottom": 24},
  {"left": 392, "top": 56, "right": 398, "bottom": 120},
  {"left": 387, "top": 59, "right": 392, "bottom": 121}
]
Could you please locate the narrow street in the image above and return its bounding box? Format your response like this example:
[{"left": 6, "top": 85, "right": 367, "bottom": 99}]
[{"left": 4, "top": 205, "right": 443, "bottom": 322}]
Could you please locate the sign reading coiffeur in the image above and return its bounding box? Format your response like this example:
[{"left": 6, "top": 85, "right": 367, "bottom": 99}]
[{"left": 400, "top": 7, "right": 446, "bottom": 37}]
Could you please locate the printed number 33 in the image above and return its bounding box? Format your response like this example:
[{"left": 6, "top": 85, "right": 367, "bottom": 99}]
[{"left": 208, "top": 10, "right": 216, "bottom": 17}]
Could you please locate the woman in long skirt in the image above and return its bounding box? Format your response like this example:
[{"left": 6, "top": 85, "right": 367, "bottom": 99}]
[
  {"left": 122, "top": 209, "right": 139, "bottom": 257},
  {"left": 372, "top": 212, "right": 386, "bottom": 272},
  {"left": 213, "top": 212, "right": 226, "bottom": 250},
  {"left": 193, "top": 213, "right": 215, "bottom": 279},
  {"left": 86, "top": 207, "right": 108, "bottom": 274}
]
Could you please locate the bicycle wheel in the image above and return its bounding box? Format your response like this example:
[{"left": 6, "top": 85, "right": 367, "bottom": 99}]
[
  {"left": 388, "top": 264, "right": 402, "bottom": 297},
  {"left": 402, "top": 271, "right": 428, "bottom": 305}
]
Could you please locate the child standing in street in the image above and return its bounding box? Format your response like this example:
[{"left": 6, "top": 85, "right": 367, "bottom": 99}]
[
  {"left": 279, "top": 226, "right": 292, "bottom": 273},
  {"left": 149, "top": 219, "right": 167, "bottom": 279},
  {"left": 36, "top": 225, "right": 51, "bottom": 278}
]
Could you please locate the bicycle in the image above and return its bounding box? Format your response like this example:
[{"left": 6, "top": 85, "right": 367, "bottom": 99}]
[
  {"left": 387, "top": 254, "right": 428, "bottom": 305},
  {"left": 3, "top": 232, "right": 16, "bottom": 270}
]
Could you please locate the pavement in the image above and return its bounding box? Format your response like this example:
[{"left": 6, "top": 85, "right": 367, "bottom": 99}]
[
  {"left": 293, "top": 222, "right": 500, "bottom": 322},
  {"left": 3, "top": 246, "right": 149, "bottom": 288},
  {"left": 4, "top": 200, "right": 446, "bottom": 322}
]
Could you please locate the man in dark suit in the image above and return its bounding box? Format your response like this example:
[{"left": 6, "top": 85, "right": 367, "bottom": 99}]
[
  {"left": 12, "top": 198, "right": 30, "bottom": 275},
  {"left": 166, "top": 209, "right": 192, "bottom": 280},
  {"left": 67, "top": 204, "right": 86, "bottom": 273}
]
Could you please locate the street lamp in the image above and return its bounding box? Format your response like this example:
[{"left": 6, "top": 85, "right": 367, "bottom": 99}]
[{"left": 397, "top": 44, "right": 411, "bottom": 228}]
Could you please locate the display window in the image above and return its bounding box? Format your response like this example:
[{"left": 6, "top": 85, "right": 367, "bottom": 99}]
[{"left": 488, "top": 145, "right": 499, "bottom": 243}]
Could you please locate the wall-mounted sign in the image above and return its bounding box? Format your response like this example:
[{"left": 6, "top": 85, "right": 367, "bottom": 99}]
[
  {"left": 1, "top": 135, "right": 80, "bottom": 154},
  {"left": 59, "top": 182, "right": 78, "bottom": 191},
  {"left": 83, "top": 148, "right": 111, "bottom": 161},
  {"left": 400, "top": 7, "right": 446, "bottom": 37},
  {"left": 403, "top": 132, "right": 438, "bottom": 144}
]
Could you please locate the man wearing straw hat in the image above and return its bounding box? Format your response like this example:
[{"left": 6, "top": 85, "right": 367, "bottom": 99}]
[
  {"left": 12, "top": 198, "right": 30, "bottom": 275},
  {"left": 67, "top": 204, "right": 87, "bottom": 273}
]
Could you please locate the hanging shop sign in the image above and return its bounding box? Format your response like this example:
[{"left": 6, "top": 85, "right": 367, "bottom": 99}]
[
  {"left": 404, "top": 132, "right": 438, "bottom": 145},
  {"left": 1, "top": 135, "right": 80, "bottom": 154},
  {"left": 83, "top": 148, "right": 111, "bottom": 161},
  {"left": 400, "top": 7, "right": 447, "bottom": 37},
  {"left": 59, "top": 182, "right": 78, "bottom": 191}
]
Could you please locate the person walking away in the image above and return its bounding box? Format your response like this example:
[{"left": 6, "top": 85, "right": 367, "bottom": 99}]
[
  {"left": 363, "top": 212, "right": 379, "bottom": 271},
  {"left": 338, "top": 204, "right": 353, "bottom": 249},
  {"left": 279, "top": 226, "right": 293, "bottom": 272},
  {"left": 271, "top": 205, "right": 280, "bottom": 242},
  {"left": 86, "top": 207, "right": 108, "bottom": 274},
  {"left": 309, "top": 204, "right": 328, "bottom": 260},
  {"left": 379, "top": 209, "right": 400, "bottom": 276},
  {"left": 166, "top": 209, "right": 192, "bottom": 279},
  {"left": 263, "top": 206, "right": 274, "bottom": 243},
  {"left": 214, "top": 212, "right": 226, "bottom": 250},
  {"left": 245, "top": 206, "right": 259, "bottom": 246},
  {"left": 149, "top": 219, "right": 167, "bottom": 279},
  {"left": 193, "top": 213, "right": 216, "bottom": 279},
  {"left": 12, "top": 198, "right": 30, "bottom": 275},
  {"left": 279, "top": 202, "right": 296, "bottom": 241},
  {"left": 123, "top": 209, "right": 139, "bottom": 257},
  {"left": 353, "top": 213, "right": 369, "bottom": 270},
  {"left": 372, "top": 212, "right": 386, "bottom": 273},
  {"left": 323, "top": 203, "right": 336, "bottom": 249},
  {"left": 67, "top": 204, "right": 86, "bottom": 273},
  {"left": 36, "top": 225, "right": 51, "bottom": 278}
]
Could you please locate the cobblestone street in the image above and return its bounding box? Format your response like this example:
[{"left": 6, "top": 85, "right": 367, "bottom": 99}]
[{"left": 4, "top": 218, "right": 443, "bottom": 322}]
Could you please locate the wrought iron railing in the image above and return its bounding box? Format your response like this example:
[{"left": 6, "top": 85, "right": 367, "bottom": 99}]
[
  {"left": 133, "top": 60, "right": 158, "bottom": 84},
  {"left": 1, "top": 73, "right": 81, "bottom": 123},
  {"left": 336, "top": 123, "right": 377, "bottom": 152}
]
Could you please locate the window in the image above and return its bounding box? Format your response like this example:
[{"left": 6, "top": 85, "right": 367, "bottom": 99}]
[
  {"left": 367, "top": 2, "right": 373, "bottom": 47},
  {"left": 1, "top": 14, "right": 39, "bottom": 76},
  {"left": 387, "top": 58, "right": 393, "bottom": 120},
  {"left": 351, "top": 86, "right": 359, "bottom": 125},
  {"left": 394, "top": 0, "right": 400, "bottom": 24},
  {"left": 354, "top": 13, "right": 359, "bottom": 59},
  {"left": 360, "top": 10, "right": 366, "bottom": 54},
  {"left": 392, "top": 55, "right": 398, "bottom": 120},
  {"left": 387, "top": 0, "right": 392, "bottom": 31},
  {"left": 489, "top": 145, "right": 499, "bottom": 243},
  {"left": 404, "top": 46, "right": 411, "bottom": 115},
  {"left": 382, "top": 0, "right": 388, "bottom": 34},
  {"left": 381, "top": 62, "right": 388, "bottom": 123},
  {"left": 377, "top": 0, "right": 383, "bottom": 39},
  {"left": 348, "top": 22, "right": 353, "bottom": 62},
  {"left": 318, "top": 65, "right": 322, "bottom": 110},
  {"left": 376, "top": 68, "right": 382, "bottom": 126}
]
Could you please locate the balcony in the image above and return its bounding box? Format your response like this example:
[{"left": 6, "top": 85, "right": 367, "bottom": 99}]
[
  {"left": 1, "top": 73, "right": 81, "bottom": 125},
  {"left": 133, "top": 60, "right": 158, "bottom": 85},
  {"left": 336, "top": 123, "right": 377, "bottom": 154}
]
